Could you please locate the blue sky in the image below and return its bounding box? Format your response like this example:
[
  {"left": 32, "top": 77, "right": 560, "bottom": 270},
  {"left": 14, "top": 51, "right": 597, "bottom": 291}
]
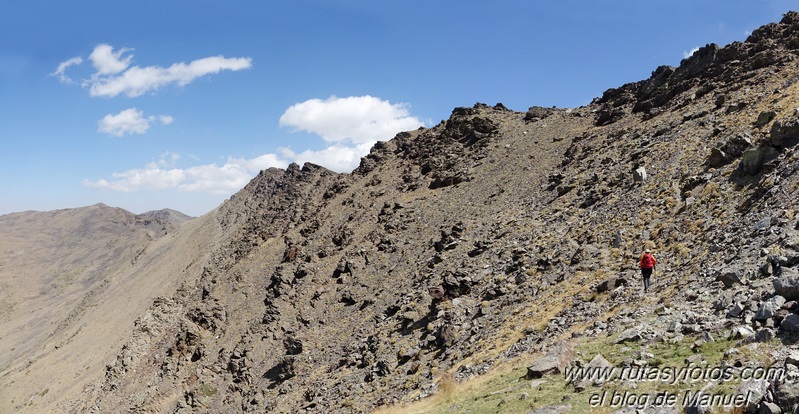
[{"left": 1, "top": 0, "right": 795, "bottom": 217}]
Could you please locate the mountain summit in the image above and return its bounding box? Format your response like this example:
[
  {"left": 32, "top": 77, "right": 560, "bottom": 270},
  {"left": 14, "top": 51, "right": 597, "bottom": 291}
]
[{"left": 4, "top": 11, "right": 799, "bottom": 414}]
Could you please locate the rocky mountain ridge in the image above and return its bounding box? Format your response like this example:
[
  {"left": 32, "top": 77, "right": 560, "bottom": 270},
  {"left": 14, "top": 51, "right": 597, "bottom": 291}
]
[{"left": 5, "top": 11, "right": 799, "bottom": 414}]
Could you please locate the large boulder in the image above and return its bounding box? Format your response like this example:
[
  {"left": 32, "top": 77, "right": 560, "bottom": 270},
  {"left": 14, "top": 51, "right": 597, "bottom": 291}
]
[
  {"left": 730, "top": 325, "right": 756, "bottom": 339},
  {"left": 758, "top": 401, "right": 781, "bottom": 414},
  {"left": 526, "top": 354, "right": 565, "bottom": 379},
  {"left": 781, "top": 314, "right": 799, "bottom": 332},
  {"left": 571, "top": 354, "right": 614, "bottom": 391},
  {"left": 526, "top": 342, "right": 574, "bottom": 379},
  {"left": 595, "top": 275, "right": 628, "bottom": 293},
  {"left": 708, "top": 133, "right": 754, "bottom": 167},
  {"left": 755, "top": 111, "right": 777, "bottom": 128},
  {"left": 595, "top": 104, "right": 625, "bottom": 126},
  {"left": 707, "top": 148, "right": 730, "bottom": 168},
  {"left": 735, "top": 379, "right": 769, "bottom": 413},
  {"left": 773, "top": 267, "right": 799, "bottom": 300},
  {"left": 769, "top": 117, "right": 799, "bottom": 148},
  {"left": 753, "top": 328, "right": 775, "bottom": 343},
  {"left": 754, "top": 295, "right": 786, "bottom": 320},
  {"left": 615, "top": 326, "right": 650, "bottom": 344},
  {"left": 524, "top": 106, "right": 554, "bottom": 121},
  {"left": 716, "top": 269, "right": 745, "bottom": 288},
  {"left": 739, "top": 146, "right": 779, "bottom": 175}
]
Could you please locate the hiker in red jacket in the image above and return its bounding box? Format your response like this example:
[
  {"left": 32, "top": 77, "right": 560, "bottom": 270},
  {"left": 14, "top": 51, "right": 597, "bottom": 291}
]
[{"left": 639, "top": 249, "right": 657, "bottom": 293}]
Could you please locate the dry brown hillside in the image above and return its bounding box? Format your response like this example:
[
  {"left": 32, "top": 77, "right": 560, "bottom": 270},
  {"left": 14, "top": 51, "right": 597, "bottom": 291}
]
[
  {"left": 5, "top": 11, "right": 799, "bottom": 414},
  {"left": 0, "top": 204, "right": 174, "bottom": 375},
  {"left": 0, "top": 204, "right": 224, "bottom": 413}
]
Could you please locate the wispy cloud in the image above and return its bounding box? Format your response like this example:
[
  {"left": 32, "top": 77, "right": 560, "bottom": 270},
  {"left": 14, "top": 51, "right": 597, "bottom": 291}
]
[
  {"left": 83, "top": 163, "right": 186, "bottom": 192},
  {"left": 98, "top": 108, "right": 174, "bottom": 137},
  {"left": 156, "top": 151, "right": 181, "bottom": 167},
  {"left": 85, "top": 95, "right": 426, "bottom": 195},
  {"left": 54, "top": 44, "right": 252, "bottom": 97},
  {"left": 50, "top": 56, "right": 83, "bottom": 84},
  {"left": 83, "top": 153, "right": 287, "bottom": 194}
]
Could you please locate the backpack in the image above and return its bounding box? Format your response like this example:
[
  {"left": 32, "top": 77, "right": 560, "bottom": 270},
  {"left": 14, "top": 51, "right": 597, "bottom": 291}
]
[{"left": 640, "top": 253, "right": 655, "bottom": 269}]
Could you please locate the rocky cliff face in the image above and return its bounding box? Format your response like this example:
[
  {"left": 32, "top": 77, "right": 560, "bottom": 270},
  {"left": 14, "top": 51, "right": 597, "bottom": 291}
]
[{"left": 8, "top": 11, "right": 799, "bottom": 414}]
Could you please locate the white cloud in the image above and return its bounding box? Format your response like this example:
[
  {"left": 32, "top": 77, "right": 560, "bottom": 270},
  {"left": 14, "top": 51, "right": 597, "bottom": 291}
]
[
  {"left": 88, "top": 53, "right": 253, "bottom": 98},
  {"left": 54, "top": 44, "right": 253, "bottom": 98},
  {"left": 683, "top": 46, "right": 700, "bottom": 59},
  {"left": 83, "top": 163, "right": 186, "bottom": 192},
  {"left": 156, "top": 151, "right": 181, "bottom": 167},
  {"left": 176, "top": 163, "right": 253, "bottom": 194},
  {"left": 81, "top": 144, "right": 369, "bottom": 195},
  {"left": 229, "top": 153, "right": 289, "bottom": 172},
  {"left": 280, "top": 142, "right": 376, "bottom": 173},
  {"left": 50, "top": 56, "right": 83, "bottom": 84},
  {"left": 98, "top": 108, "right": 173, "bottom": 137},
  {"left": 85, "top": 95, "right": 425, "bottom": 197},
  {"left": 89, "top": 44, "right": 133, "bottom": 75},
  {"left": 85, "top": 141, "right": 385, "bottom": 196},
  {"left": 279, "top": 95, "right": 424, "bottom": 144},
  {"left": 83, "top": 153, "right": 288, "bottom": 194}
]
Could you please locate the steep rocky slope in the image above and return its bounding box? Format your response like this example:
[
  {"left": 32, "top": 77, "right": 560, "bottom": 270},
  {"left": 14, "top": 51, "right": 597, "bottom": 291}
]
[
  {"left": 0, "top": 204, "right": 223, "bottom": 413},
  {"left": 8, "top": 11, "right": 799, "bottom": 414}
]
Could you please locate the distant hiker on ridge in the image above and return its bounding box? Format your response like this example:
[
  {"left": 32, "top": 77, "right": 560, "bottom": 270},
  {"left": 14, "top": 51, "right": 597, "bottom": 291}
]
[{"left": 639, "top": 249, "right": 657, "bottom": 293}]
